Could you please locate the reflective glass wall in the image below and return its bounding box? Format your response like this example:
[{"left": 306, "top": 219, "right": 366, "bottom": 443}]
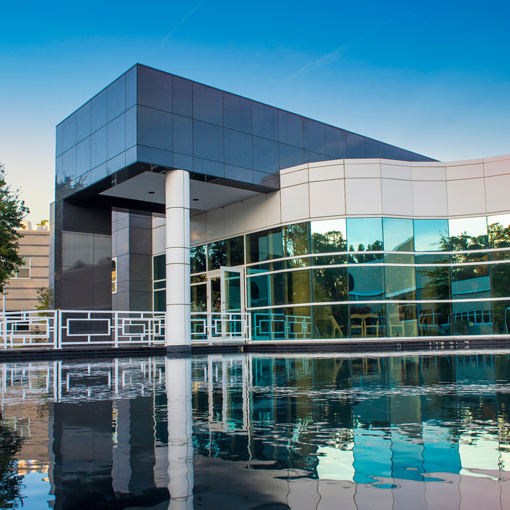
[{"left": 154, "top": 214, "right": 510, "bottom": 340}]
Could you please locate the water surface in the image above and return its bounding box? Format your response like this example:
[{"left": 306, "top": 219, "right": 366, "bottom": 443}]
[{"left": 2, "top": 351, "right": 510, "bottom": 509}]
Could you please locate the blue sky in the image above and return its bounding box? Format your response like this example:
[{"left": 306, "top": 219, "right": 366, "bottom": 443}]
[{"left": 1, "top": 0, "right": 509, "bottom": 222}]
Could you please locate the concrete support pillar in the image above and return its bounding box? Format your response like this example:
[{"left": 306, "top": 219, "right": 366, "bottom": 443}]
[
  {"left": 165, "top": 169, "right": 191, "bottom": 352},
  {"left": 166, "top": 356, "right": 194, "bottom": 510}
]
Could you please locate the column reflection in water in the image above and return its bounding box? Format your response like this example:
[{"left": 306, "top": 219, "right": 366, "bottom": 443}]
[{"left": 165, "top": 355, "right": 194, "bottom": 510}]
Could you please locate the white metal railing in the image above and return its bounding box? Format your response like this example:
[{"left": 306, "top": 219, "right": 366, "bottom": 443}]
[
  {"left": 0, "top": 310, "right": 58, "bottom": 348},
  {"left": 0, "top": 310, "right": 252, "bottom": 349},
  {"left": 0, "top": 310, "right": 166, "bottom": 349},
  {"left": 191, "top": 312, "right": 252, "bottom": 344}
]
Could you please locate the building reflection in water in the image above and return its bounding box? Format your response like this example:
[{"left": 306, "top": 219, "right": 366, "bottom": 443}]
[{"left": 2, "top": 352, "right": 510, "bottom": 509}]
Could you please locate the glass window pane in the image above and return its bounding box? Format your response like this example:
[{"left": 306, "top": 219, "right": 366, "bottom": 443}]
[
  {"left": 449, "top": 217, "right": 488, "bottom": 250},
  {"left": 154, "top": 290, "right": 166, "bottom": 312},
  {"left": 247, "top": 227, "right": 283, "bottom": 264},
  {"left": 193, "top": 121, "right": 223, "bottom": 162},
  {"left": 191, "top": 245, "right": 206, "bottom": 274},
  {"left": 488, "top": 214, "right": 510, "bottom": 248},
  {"left": 224, "top": 94, "right": 252, "bottom": 134},
  {"left": 138, "top": 66, "right": 172, "bottom": 112},
  {"left": 225, "top": 129, "right": 252, "bottom": 169},
  {"left": 278, "top": 111, "right": 302, "bottom": 147},
  {"left": 452, "top": 263, "right": 490, "bottom": 299},
  {"left": 138, "top": 106, "right": 172, "bottom": 152},
  {"left": 313, "top": 304, "right": 348, "bottom": 339},
  {"left": 90, "top": 127, "right": 107, "bottom": 169},
  {"left": 283, "top": 223, "right": 310, "bottom": 258},
  {"left": 348, "top": 265, "right": 384, "bottom": 300},
  {"left": 490, "top": 262, "right": 510, "bottom": 298},
  {"left": 208, "top": 240, "right": 226, "bottom": 271},
  {"left": 347, "top": 218, "right": 383, "bottom": 253},
  {"left": 173, "top": 115, "right": 193, "bottom": 156},
  {"left": 63, "top": 233, "right": 94, "bottom": 267},
  {"left": 386, "top": 303, "right": 418, "bottom": 337},
  {"left": 77, "top": 102, "right": 91, "bottom": 143},
  {"left": 173, "top": 76, "right": 192, "bottom": 117},
  {"left": 413, "top": 219, "right": 449, "bottom": 251},
  {"left": 62, "top": 114, "right": 77, "bottom": 152},
  {"left": 383, "top": 218, "right": 414, "bottom": 252},
  {"left": 227, "top": 236, "right": 244, "bottom": 266},
  {"left": 325, "top": 126, "right": 346, "bottom": 159},
  {"left": 385, "top": 266, "right": 416, "bottom": 300},
  {"left": 267, "top": 307, "right": 311, "bottom": 340},
  {"left": 417, "top": 302, "right": 451, "bottom": 336},
  {"left": 303, "top": 119, "right": 325, "bottom": 154},
  {"left": 91, "top": 90, "right": 107, "bottom": 133},
  {"left": 191, "top": 284, "right": 207, "bottom": 312},
  {"left": 248, "top": 274, "right": 270, "bottom": 308},
  {"left": 313, "top": 267, "right": 348, "bottom": 302},
  {"left": 153, "top": 254, "right": 165, "bottom": 281},
  {"left": 416, "top": 265, "right": 451, "bottom": 300},
  {"left": 349, "top": 303, "right": 385, "bottom": 338},
  {"left": 491, "top": 300, "right": 510, "bottom": 334},
  {"left": 193, "top": 83, "right": 223, "bottom": 125},
  {"left": 252, "top": 103, "right": 278, "bottom": 141},
  {"left": 279, "top": 144, "right": 303, "bottom": 169},
  {"left": 312, "top": 219, "right": 347, "bottom": 253},
  {"left": 452, "top": 301, "right": 492, "bottom": 335},
  {"left": 253, "top": 137, "right": 279, "bottom": 173},
  {"left": 107, "top": 114, "right": 126, "bottom": 160},
  {"left": 76, "top": 138, "right": 91, "bottom": 177},
  {"left": 107, "top": 75, "right": 126, "bottom": 122},
  {"left": 345, "top": 133, "right": 366, "bottom": 158}
]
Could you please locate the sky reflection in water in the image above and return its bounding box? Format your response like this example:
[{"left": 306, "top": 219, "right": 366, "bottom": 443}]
[{"left": 1, "top": 352, "right": 510, "bottom": 509}]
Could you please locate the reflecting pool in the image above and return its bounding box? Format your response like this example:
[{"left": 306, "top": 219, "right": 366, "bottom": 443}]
[{"left": 3, "top": 352, "right": 510, "bottom": 509}]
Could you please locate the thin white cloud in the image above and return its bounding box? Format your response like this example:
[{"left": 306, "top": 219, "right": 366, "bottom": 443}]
[{"left": 161, "top": 0, "right": 207, "bottom": 46}]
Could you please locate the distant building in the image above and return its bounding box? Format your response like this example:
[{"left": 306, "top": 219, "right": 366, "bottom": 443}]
[{"left": 1, "top": 221, "right": 50, "bottom": 312}]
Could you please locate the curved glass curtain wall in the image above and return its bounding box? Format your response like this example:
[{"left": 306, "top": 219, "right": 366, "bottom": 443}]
[{"left": 178, "top": 214, "right": 510, "bottom": 340}]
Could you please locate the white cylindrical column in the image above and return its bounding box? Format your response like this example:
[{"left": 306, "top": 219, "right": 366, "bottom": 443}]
[
  {"left": 166, "top": 356, "right": 194, "bottom": 510},
  {"left": 165, "top": 169, "right": 191, "bottom": 352}
]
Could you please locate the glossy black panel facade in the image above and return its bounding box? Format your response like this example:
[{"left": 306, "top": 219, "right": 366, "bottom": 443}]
[
  {"left": 54, "top": 64, "right": 435, "bottom": 309},
  {"left": 56, "top": 64, "right": 434, "bottom": 204}
]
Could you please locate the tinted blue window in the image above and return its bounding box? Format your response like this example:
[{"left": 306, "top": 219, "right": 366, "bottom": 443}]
[
  {"left": 193, "top": 121, "right": 223, "bottom": 162},
  {"left": 137, "top": 106, "right": 172, "bottom": 152},
  {"left": 414, "top": 219, "right": 449, "bottom": 251},
  {"left": 173, "top": 76, "right": 192, "bottom": 117},
  {"left": 76, "top": 103, "right": 91, "bottom": 143},
  {"left": 303, "top": 119, "right": 325, "bottom": 153},
  {"left": 304, "top": 151, "right": 325, "bottom": 164},
  {"left": 173, "top": 115, "right": 193, "bottom": 155},
  {"left": 107, "top": 75, "right": 126, "bottom": 122},
  {"left": 252, "top": 103, "right": 278, "bottom": 141},
  {"left": 62, "top": 147, "right": 76, "bottom": 180},
  {"left": 56, "top": 124, "right": 63, "bottom": 156},
  {"left": 225, "top": 129, "right": 252, "bottom": 168},
  {"left": 278, "top": 111, "right": 302, "bottom": 147},
  {"left": 107, "top": 114, "right": 126, "bottom": 159},
  {"left": 125, "top": 107, "right": 137, "bottom": 149},
  {"left": 90, "top": 127, "right": 107, "bottom": 169},
  {"left": 193, "top": 83, "right": 223, "bottom": 125},
  {"left": 91, "top": 90, "right": 108, "bottom": 133},
  {"left": 76, "top": 138, "right": 91, "bottom": 177},
  {"left": 384, "top": 145, "right": 402, "bottom": 160},
  {"left": 279, "top": 144, "right": 303, "bottom": 169},
  {"left": 137, "top": 66, "right": 172, "bottom": 112},
  {"left": 253, "top": 137, "right": 279, "bottom": 173},
  {"left": 346, "top": 133, "right": 366, "bottom": 158},
  {"left": 347, "top": 218, "right": 383, "bottom": 252},
  {"left": 366, "top": 138, "right": 385, "bottom": 158},
  {"left": 62, "top": 114, "right": 77, "bottom": 152},
  {"left": 125, "top": 67, "right": 137, "bottom": 109},
  {"left": 325, "top": 126, "right": 346, "bottom": 159},
  {"left": 383, "top": 218, "right": 414, "bottom": 251},
  {"left": 193, "top": 158, "right": 224, "bottom": 178},
  {"left": 224, "top": 94, "right": 252, "bottom": 134}
]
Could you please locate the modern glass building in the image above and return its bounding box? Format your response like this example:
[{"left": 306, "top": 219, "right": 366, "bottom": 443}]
[{"left": 52, "top": 64, "right": 510, "bottom": 348}]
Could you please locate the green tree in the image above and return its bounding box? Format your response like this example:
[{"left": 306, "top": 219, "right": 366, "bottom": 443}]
[{"left": 0, "top": 164, "right": 29, "bottom": 293}]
